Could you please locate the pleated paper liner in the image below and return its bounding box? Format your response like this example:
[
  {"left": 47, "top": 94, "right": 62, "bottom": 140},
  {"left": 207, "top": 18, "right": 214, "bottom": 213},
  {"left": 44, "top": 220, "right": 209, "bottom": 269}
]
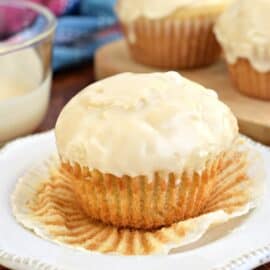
[
  {"left": 121, "top": 13, "right": 221, "bottom": 69},
  {"left": 62, "top": 146, "right": 247, "bottom": 230},
  {"left": 228, "top": 59, "right": 270, "bottom": 100},
  {"left": 12, "top": 138, "right": 263, "bottom": 255}
]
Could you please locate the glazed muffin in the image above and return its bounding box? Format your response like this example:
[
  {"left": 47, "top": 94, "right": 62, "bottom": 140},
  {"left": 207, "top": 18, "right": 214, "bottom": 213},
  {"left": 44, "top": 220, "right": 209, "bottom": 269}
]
[
  {"left": 116, "top": 0, "right": 234, "bottom": 69},
  {"left": 55, "top": 72, "right": 240, "bottom": 230},
  {"left": 215, "top": 0, "right": 270, "bottom": 100}
]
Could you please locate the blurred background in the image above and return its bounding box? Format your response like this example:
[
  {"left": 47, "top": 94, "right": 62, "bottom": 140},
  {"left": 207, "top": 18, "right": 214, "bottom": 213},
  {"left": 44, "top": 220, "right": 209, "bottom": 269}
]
[
  {"left": 1, "top": 0, "right": 121, "bottom": 70},
  {"left": 0, "top": 0, "right": 269, "bottom": 146},
  {"left": 41, "top": 0, "right": 121, "bottom": 70}
]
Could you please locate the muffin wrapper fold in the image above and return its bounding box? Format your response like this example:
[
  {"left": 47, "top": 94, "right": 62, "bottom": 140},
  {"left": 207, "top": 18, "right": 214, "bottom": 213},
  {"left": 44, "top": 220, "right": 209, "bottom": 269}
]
[
  {"left": 121, "top": 15, "right": 221, "bottom": 69},
  {"left": 12, "top": 138, "right": 262, "bottom": 255},
  {"left": 228, "top": 59, "right": 270, "bottom": 100},
  {"left": 62, "top": 147, "right": 247, "bottom": 230}
]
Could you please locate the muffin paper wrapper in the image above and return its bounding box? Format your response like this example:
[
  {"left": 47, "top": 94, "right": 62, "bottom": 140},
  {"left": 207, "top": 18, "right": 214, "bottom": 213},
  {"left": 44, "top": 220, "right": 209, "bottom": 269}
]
[
  {"left": 63, "top": 142, "right": 251, "bottom": 230},
  {"left": 228, "top": 59, "right": 270, "bottom": 100},
  {"left": 12, "top": 138, "right": 263, "bottom": 255},
  {"left": 215, "top": 26, "right": 270, "bottom": 100},
  {"left": 122, "top": 15, "right": 220, "bottom": 69}
]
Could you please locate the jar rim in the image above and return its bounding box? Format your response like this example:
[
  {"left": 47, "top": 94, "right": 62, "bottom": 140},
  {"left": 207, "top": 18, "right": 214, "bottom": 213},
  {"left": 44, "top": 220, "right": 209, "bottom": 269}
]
[{"left": 0, "top": 0, "right": 56, "bottom": 55}]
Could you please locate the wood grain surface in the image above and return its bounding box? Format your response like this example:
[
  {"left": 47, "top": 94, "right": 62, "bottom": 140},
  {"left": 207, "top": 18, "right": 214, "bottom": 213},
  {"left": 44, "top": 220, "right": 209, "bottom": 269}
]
[{"left": 0, "top": 61, "right": 269, "bottom": 270}]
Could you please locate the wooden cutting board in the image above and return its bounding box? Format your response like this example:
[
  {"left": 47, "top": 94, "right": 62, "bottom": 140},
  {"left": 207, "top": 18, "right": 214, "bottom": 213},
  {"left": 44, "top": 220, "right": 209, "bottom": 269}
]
[{"left": 94, "top": 39, "right": 270, "bottom": 145}]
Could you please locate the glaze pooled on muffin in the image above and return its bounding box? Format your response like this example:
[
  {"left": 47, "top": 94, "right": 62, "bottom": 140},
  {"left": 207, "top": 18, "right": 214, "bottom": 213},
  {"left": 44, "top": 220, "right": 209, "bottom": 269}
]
[
  {"left": 116, "top": 0, "right": 233, "bottom": 23},
  {"left": 55, "top": 72, "right": 238, "bottom": 178},
  {"left": 215, "top": 0, "right": 270, "bottom": 72}
]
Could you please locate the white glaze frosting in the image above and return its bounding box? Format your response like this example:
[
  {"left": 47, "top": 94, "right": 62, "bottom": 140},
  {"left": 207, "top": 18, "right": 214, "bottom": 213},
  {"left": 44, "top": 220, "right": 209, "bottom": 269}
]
[
  {"left": 116, "top": 0, "right": 233, "bottom": 23},
  {"left": 55, "top": 72, "right": 238, "bottom": 178},
  {"left": 214, "top": 0, "right": 270, "bottom": 72}
]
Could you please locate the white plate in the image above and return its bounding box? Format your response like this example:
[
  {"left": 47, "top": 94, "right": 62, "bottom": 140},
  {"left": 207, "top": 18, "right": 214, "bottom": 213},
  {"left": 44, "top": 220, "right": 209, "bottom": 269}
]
[{"left": 0, "top": 131, "right": 270, "bottom": 270}]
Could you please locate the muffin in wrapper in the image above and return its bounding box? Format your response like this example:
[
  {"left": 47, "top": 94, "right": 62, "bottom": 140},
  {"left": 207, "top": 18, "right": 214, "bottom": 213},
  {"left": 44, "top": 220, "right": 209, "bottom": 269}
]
[
  {"left": 52, "top": 72, "right": 240, "bottom": 230},
  {"left": 60, "top": 144, "right": 246, "bottom": 230},
  {"left": 214, "top": 0, "right": 270, "bottom": 100},
  {"left": 11, "top": 72, "right": 261, "bottom": 255},
  {"left": 121, "top": 16, "right": 220, "bottom": 69},
  {"left": 228, "top": 59, "right": 270, "bottom": 100},
  {"left": 12, "top": 137, "right": 260, "bottom": 255},
  {"left": 117, "top": 4, "right": 229, "bottom": 69}
]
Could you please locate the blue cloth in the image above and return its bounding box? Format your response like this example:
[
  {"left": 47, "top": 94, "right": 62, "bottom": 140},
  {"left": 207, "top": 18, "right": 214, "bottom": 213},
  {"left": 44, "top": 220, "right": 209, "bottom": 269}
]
[{"left": 53, "top": 0, "right": 121, "bottom": 70}]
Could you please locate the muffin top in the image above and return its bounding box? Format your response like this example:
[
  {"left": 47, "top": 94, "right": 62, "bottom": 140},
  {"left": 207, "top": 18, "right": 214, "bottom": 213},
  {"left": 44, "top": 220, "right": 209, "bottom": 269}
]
[
  {"left": 215, "top": 0, "right": 270, "bottom": 72},
  {"left": 116, "top": 0, "right": 233, "bottom": 23},
  {"left": 55, "top": 72, "right": 238, "bottom": 178}
]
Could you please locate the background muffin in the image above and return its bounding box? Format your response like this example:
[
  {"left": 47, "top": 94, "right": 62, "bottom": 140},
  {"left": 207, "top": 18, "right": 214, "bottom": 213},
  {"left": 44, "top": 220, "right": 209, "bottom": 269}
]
[
  {"left": 116, "top": 0, "right": 234, "bottom": 69},
  {"left": 55, "top": 72, "right": 239, "bottom": 230},
  {"left": 215, "top": 0, "right": 270, "bottom": 100}
]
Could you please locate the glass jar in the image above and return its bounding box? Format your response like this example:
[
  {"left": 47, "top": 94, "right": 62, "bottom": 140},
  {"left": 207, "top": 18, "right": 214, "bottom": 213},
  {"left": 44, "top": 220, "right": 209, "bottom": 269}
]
[{"left": 0, "top": 0, "right": 56, "bottom": 144}]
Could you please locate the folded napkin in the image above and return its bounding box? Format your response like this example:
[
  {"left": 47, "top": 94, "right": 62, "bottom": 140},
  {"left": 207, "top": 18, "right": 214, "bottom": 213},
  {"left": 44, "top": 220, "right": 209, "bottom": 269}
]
[{"left": 50, "top": 0, "right": 121, "bottom": 70}]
